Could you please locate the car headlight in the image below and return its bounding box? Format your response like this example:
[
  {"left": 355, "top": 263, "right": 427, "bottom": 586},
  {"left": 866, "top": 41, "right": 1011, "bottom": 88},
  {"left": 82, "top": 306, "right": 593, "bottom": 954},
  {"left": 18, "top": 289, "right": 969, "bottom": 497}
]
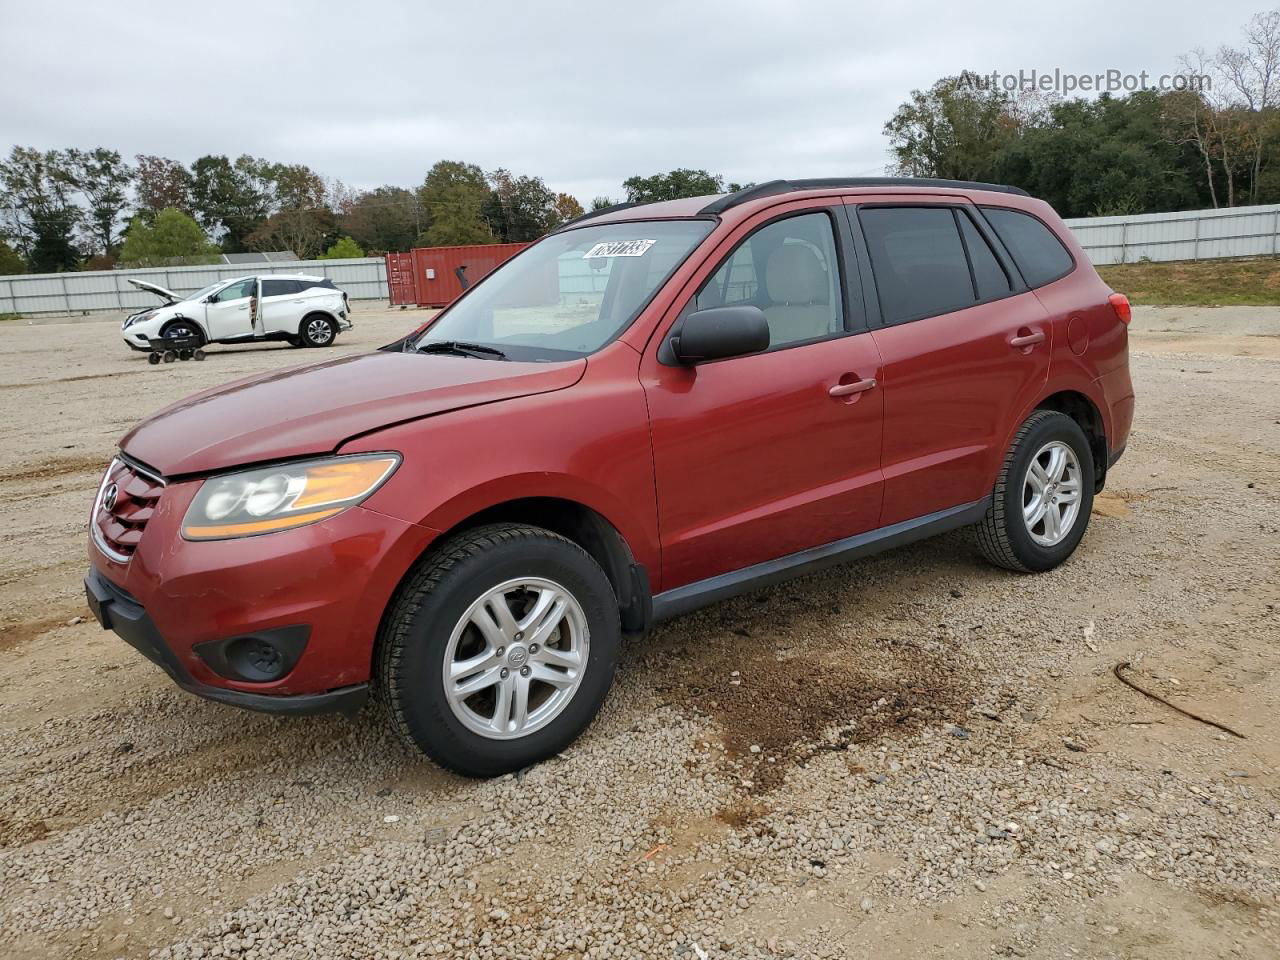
[
  {"left": 181, "top": 454, "right": 400, "bottom": 540},
  {"left": 123, "top": 310, "right": 156, "bottom": 330}
]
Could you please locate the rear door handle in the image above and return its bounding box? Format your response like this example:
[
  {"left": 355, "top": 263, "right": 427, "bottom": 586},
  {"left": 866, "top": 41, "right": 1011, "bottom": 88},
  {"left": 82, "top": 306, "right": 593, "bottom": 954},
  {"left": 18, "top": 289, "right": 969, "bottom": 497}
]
[
  {"left": 829, "top": 378, "right": 877, "bottom": 397},
  {"left": 1010, "top": 330, "right": 1045, "bottom": 348}
]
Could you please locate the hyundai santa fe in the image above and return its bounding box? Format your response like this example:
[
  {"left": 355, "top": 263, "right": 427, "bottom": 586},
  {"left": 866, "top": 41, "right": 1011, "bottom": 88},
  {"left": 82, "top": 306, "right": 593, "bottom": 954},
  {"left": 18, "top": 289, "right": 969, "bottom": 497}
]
[{"left": 86, "top": 177, "right": 1135, "bottom": 777}]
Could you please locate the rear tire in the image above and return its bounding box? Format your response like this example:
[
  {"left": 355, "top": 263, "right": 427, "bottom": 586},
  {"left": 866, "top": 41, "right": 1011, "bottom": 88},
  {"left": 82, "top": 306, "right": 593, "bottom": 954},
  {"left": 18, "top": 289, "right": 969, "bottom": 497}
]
[
  {"left": 975, "top": 410, "right": 1095, "bottom": 573},
  {"left": 377, "top": 523, "right": 620, "bottom": 777},
  {"left": 300, "top": 315, "right": 337, "bottom": 347}
]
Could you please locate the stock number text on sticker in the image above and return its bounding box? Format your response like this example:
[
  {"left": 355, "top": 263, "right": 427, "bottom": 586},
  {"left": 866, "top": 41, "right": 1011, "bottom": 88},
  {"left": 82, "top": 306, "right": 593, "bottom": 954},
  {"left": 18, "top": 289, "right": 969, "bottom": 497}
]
[{"left": 583, "top": 239, "right": 656, "bottom": 259}]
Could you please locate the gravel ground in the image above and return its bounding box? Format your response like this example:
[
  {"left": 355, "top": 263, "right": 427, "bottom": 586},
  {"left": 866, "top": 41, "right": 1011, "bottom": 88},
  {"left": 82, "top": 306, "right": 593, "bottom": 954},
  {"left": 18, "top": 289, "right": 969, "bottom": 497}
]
[{"left": 0, "top": 304, "right": 1277, "bottom": 960}]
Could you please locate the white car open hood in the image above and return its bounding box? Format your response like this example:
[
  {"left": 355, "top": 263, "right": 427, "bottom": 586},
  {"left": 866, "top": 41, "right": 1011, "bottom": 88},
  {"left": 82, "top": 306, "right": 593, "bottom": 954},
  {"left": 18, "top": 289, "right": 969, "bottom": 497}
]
[{"left": 127, "top": 278, "right": 181, "bottom": 304}]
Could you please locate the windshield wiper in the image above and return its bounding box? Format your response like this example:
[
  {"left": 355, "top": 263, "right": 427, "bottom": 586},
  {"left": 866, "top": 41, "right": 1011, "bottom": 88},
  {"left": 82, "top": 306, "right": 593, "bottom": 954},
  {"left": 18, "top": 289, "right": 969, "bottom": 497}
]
[{"left": 415, "top": 340, "right": 508, "bottom": 360}]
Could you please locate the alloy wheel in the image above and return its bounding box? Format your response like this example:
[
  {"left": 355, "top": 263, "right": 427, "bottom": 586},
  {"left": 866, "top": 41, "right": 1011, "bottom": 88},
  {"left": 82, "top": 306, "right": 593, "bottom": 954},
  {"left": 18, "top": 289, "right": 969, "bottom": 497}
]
[
  {"left": 441, "top": 577, "right": 589, "bottom": 740},
  {"left": 1022, "top": 440, "right": 1082, "bottom": 547}
]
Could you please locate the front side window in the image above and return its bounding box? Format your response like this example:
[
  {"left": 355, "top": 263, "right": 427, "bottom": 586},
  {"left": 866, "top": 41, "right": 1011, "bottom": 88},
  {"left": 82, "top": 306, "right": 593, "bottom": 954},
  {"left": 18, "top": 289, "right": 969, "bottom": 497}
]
[
  {"left": 215, "top": 278, "right": 257, "bottom": 302},
  {"left": 413, "top": 220, "right": 713, "bottom": 360},
  {"left": 695, "top": 212, "right": 844, "bottom": 348},
  {"left": 981, "top": 207, "right": 1074, "bottom": 288}
]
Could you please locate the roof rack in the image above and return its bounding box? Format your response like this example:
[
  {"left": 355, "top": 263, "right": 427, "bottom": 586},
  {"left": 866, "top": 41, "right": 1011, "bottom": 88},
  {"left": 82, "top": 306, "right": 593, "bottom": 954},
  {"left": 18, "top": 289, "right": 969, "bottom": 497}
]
[
  {"left": 555, "top": 200, "right": 642, "bottom": 231},
  {"left": 698, "top": 177, "right": 1029, "bottom": 215}
]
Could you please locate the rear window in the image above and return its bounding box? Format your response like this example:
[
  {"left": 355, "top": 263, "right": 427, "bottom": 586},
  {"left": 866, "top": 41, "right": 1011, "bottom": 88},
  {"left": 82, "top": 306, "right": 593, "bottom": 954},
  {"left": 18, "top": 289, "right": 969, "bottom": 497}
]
[
  {"left": 859, "top": 207, "right": 975, "bottom": 323},
  {"left": 981, "top": 207, "right": 1074, "bottom": 288},
  {"left": 957, "top": 212, "right": 1011, "bottom": 301}
]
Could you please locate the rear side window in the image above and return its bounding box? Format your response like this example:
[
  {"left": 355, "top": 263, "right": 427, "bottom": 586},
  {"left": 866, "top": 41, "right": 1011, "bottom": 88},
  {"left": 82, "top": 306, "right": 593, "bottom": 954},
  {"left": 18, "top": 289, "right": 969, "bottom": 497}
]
[
  {"left": 299, "top": 278, "right": 336, "bottom": 291},
  {"left": 859, "top": 207, "right": 974, "bottom": 323},
  {"left": 981, "top": 207, "right": 1074, "bottom": 287},
  {"left": 957, "top": 212, "right": 1011, "bottom": 301},
  {"left": 261, "top": 278, "right": 301, "bottom": 297}
]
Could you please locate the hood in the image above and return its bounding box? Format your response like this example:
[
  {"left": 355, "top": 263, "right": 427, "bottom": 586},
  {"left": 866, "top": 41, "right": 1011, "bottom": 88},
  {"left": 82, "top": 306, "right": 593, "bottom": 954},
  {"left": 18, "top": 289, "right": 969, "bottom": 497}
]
[
  {"left": 121, "top": 351, "right": 587, "bottom": 476},
  {"left": 128, "top": 278, "right": 181, "bottom": 305}
]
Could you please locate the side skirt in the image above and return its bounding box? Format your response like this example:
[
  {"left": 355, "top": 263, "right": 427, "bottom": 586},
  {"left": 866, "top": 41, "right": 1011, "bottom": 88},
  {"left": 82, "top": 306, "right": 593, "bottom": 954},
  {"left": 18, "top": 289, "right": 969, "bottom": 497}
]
[{"left": 651, "top": 497, "right": 991, "bottom": 622}]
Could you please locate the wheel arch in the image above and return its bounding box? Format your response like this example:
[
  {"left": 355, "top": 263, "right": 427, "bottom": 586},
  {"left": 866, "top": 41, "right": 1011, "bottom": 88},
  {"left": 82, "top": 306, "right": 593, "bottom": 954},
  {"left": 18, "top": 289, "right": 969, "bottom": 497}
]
[
  {"left": 298, "top": 309, "right": 340, "bottom": 332},
  {"left": 371, "top": 496, "right": 653, "bottom": 686},
  {"left": 159, "top": 313, "right": 208, "bottom": 339},
  {"left": 1032, "top": 389, "right": 1108, "bottom": 490}
]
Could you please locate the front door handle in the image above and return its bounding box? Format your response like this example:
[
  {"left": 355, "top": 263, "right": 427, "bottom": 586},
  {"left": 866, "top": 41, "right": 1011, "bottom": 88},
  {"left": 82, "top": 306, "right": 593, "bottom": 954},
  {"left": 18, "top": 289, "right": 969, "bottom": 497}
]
[
  {"left": 1010, "top": 330, "right": 1045, "bottom": 348},
  {"left": 829, "top": 378, "right": 877, "bottom": 397}
]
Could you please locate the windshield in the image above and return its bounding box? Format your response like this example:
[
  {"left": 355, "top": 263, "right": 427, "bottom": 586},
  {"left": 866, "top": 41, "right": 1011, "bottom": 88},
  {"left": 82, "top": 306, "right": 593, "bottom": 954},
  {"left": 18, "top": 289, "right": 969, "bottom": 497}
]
[
  {"left": 184, "top": 280, "right": 230, "bottom": 302},
  {"left": 412, "top": 220, "right": 714, "bottom": 360}
]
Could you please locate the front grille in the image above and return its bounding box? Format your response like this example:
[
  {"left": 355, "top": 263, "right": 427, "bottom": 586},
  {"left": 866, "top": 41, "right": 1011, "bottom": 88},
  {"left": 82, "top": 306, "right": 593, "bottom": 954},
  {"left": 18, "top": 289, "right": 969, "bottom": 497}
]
[{"left": 93, "top": 458, "right": 165, "bottom": 562}]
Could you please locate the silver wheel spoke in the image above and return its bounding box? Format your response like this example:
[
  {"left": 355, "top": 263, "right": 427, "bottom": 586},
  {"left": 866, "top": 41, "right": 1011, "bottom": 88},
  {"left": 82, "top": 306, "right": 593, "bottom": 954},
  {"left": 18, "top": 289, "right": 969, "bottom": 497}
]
[
  {"left": 470, "top": 604, "right": 509, "bottom": 648},
  {"left": 1025, "top": 497, "right": 1048, "bottom": 527},
  {"left": 449, "top": 648, "right": 500, "bottom": 682},
  {"left": 450, "top": 664, "right": 503, "bottom": 701},
  {"left": 530, "top": 662, "right": 576, "bottom": 689},
  {"left": 1043, "top": 503, "right": 1062, "bottom": 539},
  {"left": 1029, "top": 461, "right": 1050, "bottom": 492},
  {"left": 510, "top": 675, "right": 531, "bottom": 731},
  {"left": 1046, "top": 446, "right": 1067, "bottom": 483},
  {"left": 531, "top": 644, "right": 581, "bottom": 671},
  {"left": 490, "top": 674, "right": 514, "bottom": 732}
]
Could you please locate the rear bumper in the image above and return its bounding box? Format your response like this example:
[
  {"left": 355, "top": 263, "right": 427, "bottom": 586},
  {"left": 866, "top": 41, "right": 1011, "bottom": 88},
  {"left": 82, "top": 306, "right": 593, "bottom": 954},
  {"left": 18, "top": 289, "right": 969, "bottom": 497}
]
[{"left": 85, "top": 567, "right": 368, "bottom": 716}]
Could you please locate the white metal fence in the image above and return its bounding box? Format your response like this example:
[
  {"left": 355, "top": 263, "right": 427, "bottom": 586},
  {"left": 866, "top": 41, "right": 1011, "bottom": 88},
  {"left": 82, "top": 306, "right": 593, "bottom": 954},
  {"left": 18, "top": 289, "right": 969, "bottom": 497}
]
[
  {"left": 0, "top": 257, "right": 387, "bottom": 316},
  {"left": 4, "top": 202, "right": 1280, "bottom": 315},
  {"left": 1063, "top": 203, "right": 1280, "bottom": 265}
]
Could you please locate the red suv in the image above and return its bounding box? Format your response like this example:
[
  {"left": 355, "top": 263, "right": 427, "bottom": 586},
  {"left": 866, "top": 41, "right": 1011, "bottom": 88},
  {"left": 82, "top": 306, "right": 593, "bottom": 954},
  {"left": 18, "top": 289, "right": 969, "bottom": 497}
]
[{"left": 86, "top": 178, "right": 1134, "bottom": 777}]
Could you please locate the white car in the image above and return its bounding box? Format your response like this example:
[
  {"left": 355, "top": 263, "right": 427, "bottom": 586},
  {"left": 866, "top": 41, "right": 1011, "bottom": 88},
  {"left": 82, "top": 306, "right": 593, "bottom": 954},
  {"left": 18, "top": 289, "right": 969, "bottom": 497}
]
[{"left": 121, "top": 275, "right": 352, "bottom": 353}]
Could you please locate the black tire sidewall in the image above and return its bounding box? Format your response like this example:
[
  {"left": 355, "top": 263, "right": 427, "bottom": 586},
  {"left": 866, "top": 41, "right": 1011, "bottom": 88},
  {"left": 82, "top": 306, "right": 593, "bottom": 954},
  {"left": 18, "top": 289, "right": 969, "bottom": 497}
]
[
  {"left": 999, "top": 414, "right": 1095, "bottom": 571},
  {"left": 391, "top": 535, "right": 620, "bottom": 777}
]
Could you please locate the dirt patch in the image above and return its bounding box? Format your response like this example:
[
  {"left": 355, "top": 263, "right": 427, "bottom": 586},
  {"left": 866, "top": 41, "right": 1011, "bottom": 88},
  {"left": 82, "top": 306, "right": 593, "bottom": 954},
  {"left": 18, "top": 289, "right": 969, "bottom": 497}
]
[
  {"left": 0, "top": 612, "right": 82, "bottom": 652},
  {"left": 0, "top": 454, "right": 106, "bottom": 485},
  {"left": 671, "top": 634, "right": 975, "bottom": 793}
]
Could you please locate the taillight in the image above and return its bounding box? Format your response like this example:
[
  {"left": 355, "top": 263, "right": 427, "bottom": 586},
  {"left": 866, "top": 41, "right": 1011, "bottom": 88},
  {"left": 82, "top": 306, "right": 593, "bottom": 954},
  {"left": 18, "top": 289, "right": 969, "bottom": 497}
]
[{"left": 1108, "top": 292, "right": 1132, "bottom": 325}]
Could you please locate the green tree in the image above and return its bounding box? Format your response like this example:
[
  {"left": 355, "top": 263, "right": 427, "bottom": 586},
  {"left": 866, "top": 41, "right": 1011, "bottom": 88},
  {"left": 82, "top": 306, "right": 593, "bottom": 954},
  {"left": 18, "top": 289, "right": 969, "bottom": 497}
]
[
  {"left": 64, "top": 147, "right": 133, "bottom": 255},
  {"left": 622, "top": 169, "right": 727, "bottom": 202},
  {"left": 319, "top": 235, "right": 365, "bottom": 259},
  {"left": 118, "top": 207, "right": 220, "bottom": 266},
  {"left": 190, "top": 154, "right": 274, "bottom": 252},
  {"left": 270, "top": 163, "right": 328, "bottom": 210},
  {"left": 484, "top": 169, "right": 560, "bottom": 242},
  {"left": 0, "top": 239, "right": 27, "bottom": 275},
  {"left": 883, "top": 73, "right": 1021, "bottom": 181},
  {"left": 0, "top": 146, "right": 82, "bottom": 271},
  {"left": 416, "top": 160, "right": 495, "bottom": 246},
  {"left": 134, "top": 155, "right": 193, "bottom": 222},
  {"left": 590, "top": 195, "right": 619, "bottom": 211},
  {"left": 340, "top": 186, "right": 421, "bottom": 253}
]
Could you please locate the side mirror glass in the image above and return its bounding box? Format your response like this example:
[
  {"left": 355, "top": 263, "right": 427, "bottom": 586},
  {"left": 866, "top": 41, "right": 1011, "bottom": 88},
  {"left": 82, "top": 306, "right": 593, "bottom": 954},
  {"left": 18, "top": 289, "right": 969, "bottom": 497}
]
[{"left": 671, "top": 305, "right": 770, "bottom": 364}]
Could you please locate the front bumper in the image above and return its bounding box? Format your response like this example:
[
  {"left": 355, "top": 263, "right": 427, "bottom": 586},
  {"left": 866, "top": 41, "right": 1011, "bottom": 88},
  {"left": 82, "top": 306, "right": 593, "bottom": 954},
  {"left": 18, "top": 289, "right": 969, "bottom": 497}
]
[
  {"left": 88, "top": 472, "right": 440, "bottom": 710},
  {"left": 85, "top": 567, "right": 368, "bottom": 715}
]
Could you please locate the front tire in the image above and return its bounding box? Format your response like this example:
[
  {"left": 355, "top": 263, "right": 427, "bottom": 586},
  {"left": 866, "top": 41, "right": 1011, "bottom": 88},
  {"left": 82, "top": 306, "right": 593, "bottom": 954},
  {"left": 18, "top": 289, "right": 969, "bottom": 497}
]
[
  {"left": 975, "top": 410, "right": 1095, "bottom": 573},
  {"left": 300, "top": 315, "right": 337, "bottom": 347},
  {"left": 378, "top": 523, "right": 620, "bottom": 777},
  {"left": 159, "top": 319, "right": 205, "bottom": 345}
]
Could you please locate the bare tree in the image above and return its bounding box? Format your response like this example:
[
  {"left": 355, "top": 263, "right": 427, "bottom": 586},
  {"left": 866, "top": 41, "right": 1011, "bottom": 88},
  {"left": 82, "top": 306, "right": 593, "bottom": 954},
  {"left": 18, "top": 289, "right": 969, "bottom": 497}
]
[{"left": 1217, "top": 9, "right": 1280, "bottom": 202}]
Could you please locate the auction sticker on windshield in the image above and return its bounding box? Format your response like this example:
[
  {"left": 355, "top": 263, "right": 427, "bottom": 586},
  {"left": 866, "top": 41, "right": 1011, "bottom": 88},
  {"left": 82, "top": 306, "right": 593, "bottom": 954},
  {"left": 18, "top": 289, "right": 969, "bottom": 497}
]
[{"left": 583, "top": 239, "right": 656, "bottom": 258}]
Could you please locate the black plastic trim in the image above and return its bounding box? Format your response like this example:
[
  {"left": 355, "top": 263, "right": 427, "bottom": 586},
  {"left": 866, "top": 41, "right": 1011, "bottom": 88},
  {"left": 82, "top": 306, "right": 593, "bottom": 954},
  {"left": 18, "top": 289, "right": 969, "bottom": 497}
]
[
  {"left": 701, "top": 178, "right": 1030, "bottom": 216},
  {"left": 84, "top": 568, "right": 367, "bottom": 717},
  {"left": 1108, "top": 444, "right": 1126, "bottom": 468},
  {"left": 651, "top": 498, "right": 991, "bottom": 621}
]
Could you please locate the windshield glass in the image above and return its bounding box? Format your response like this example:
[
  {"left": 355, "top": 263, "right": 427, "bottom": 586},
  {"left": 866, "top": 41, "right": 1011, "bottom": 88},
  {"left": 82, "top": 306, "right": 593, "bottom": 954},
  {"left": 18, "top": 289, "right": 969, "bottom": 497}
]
[
  {"left": 185, "top": 281, "right": 229, "bottom": 302},
  {"left": 412, "top": 220, "right": 713, "bottom": 360}
]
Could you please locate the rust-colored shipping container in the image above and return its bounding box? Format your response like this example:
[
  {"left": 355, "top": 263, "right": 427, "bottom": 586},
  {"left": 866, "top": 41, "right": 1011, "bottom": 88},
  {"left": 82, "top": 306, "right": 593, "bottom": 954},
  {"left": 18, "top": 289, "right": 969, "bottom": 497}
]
[{"left": 386, "top": 242, "right": 529, "bottom": 308}]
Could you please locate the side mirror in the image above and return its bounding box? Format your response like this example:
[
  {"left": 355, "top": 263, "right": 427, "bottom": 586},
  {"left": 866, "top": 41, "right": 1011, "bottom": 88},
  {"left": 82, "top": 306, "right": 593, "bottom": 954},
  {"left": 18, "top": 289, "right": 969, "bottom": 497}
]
[{"left": 671, "top": 305, "right": 770, "bottom": 364}]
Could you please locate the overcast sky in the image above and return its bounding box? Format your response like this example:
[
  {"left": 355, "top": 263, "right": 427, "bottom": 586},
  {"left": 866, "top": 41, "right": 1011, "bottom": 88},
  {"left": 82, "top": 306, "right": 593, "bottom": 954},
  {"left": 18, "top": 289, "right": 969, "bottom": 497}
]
[{"left": 0, "top": 0, "right": 1269, "bottom": 203}]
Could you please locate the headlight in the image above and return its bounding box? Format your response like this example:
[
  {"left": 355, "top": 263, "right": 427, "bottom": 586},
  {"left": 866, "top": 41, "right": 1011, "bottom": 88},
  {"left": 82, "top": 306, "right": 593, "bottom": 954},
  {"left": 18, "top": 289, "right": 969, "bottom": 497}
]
[
  {"left": 181, "top": 454, "right": 400, "bottom": 540},
  {"left": 123, "top": 310, "right": 156, "bottom": 330}
]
